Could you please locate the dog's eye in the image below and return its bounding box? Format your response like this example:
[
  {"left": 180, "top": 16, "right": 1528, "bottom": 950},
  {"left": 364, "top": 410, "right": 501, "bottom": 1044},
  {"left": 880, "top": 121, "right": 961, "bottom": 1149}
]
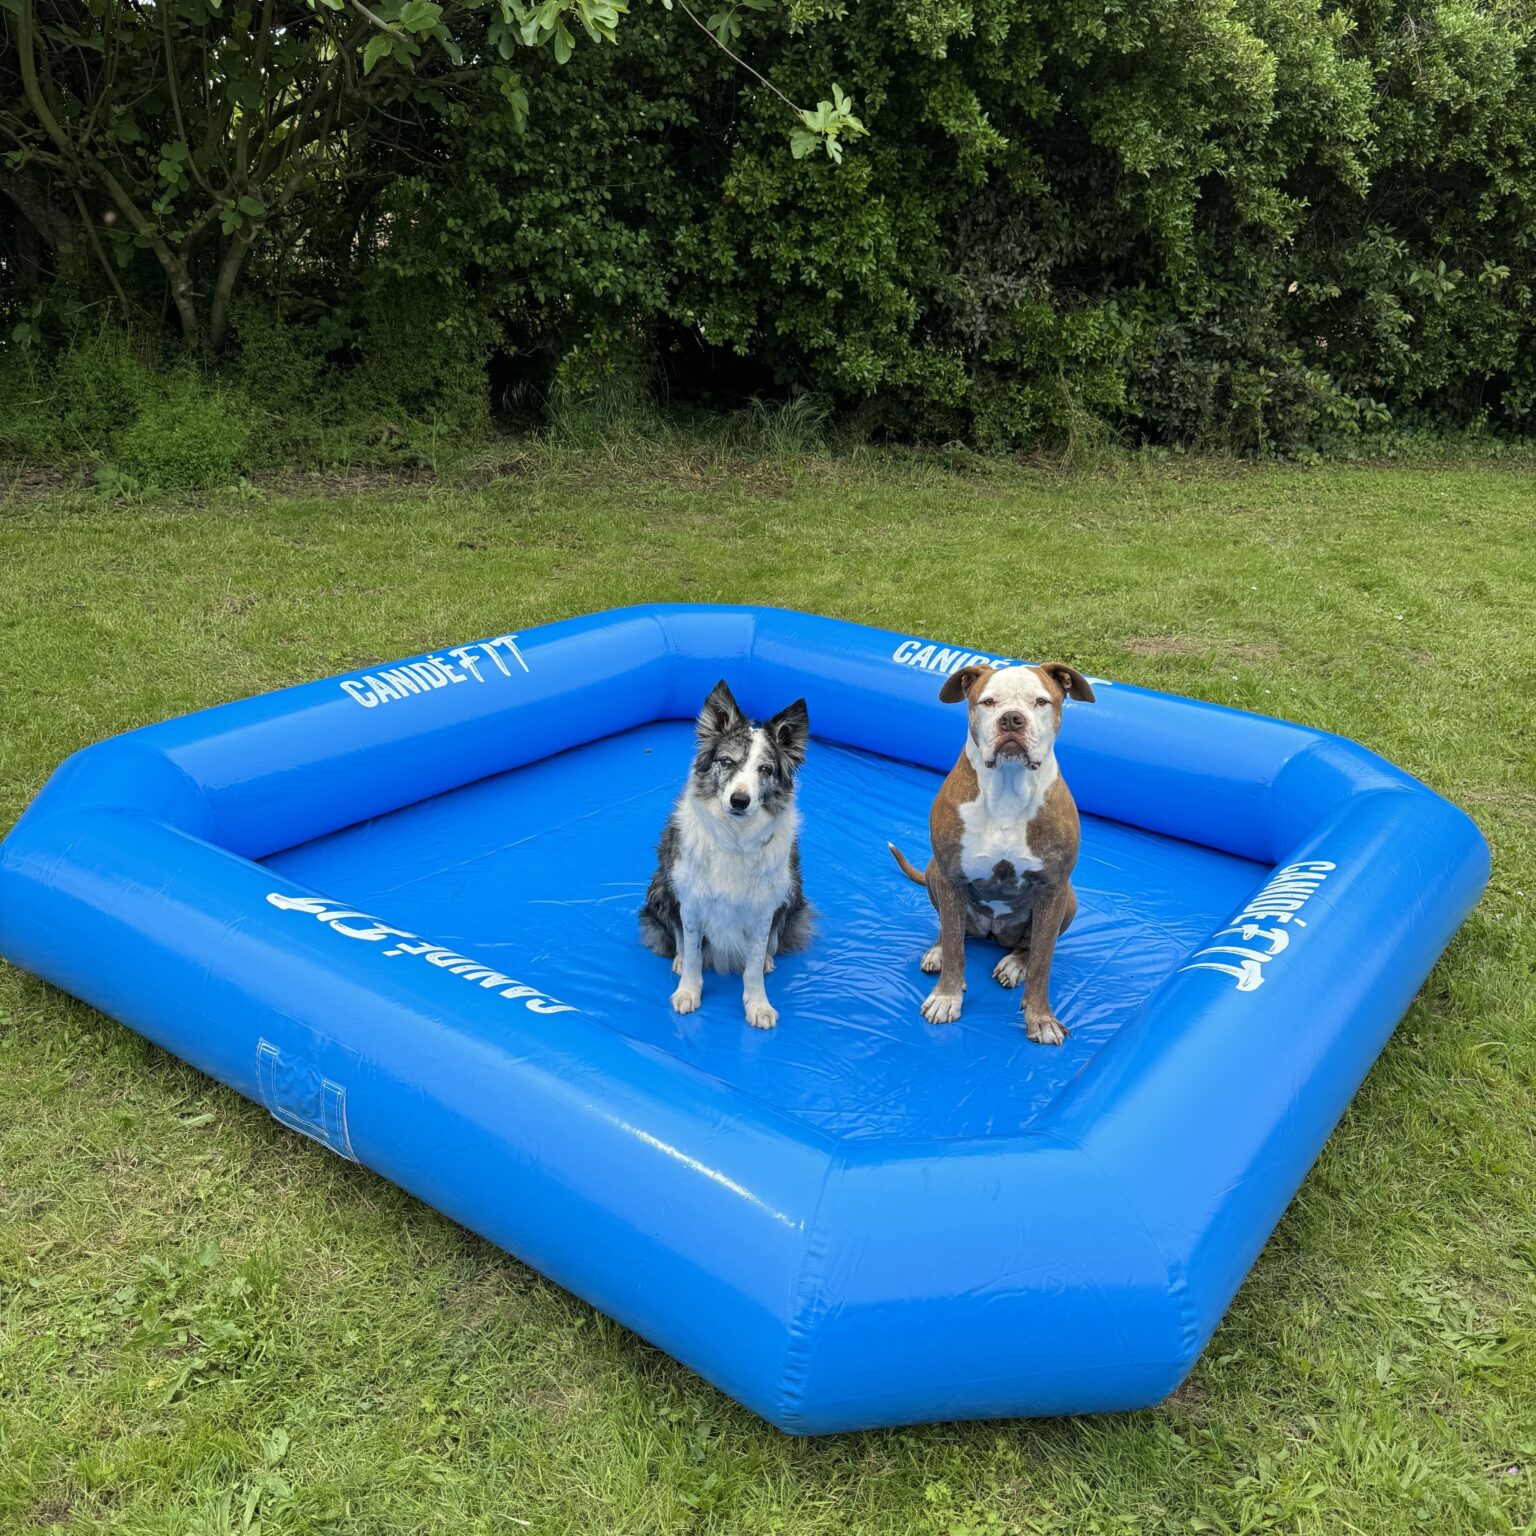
[
  {"left": 1035, "top": 697, "right": 1049, "bottom": 708},
  {"left": 717, "top": 758, "right": 736, "bottom": 771},
  {"left": 980, "top": 698, "right": 997, "bottom": 708},
  {"left": 757, "top": 764, "right": 773, "bottom": 778}
]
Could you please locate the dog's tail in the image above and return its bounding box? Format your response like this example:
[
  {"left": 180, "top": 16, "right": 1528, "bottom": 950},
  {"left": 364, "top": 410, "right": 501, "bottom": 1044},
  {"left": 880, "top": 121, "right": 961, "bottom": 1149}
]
[{"left": 887, "top": 842, "right": 927, "bottom": 885}]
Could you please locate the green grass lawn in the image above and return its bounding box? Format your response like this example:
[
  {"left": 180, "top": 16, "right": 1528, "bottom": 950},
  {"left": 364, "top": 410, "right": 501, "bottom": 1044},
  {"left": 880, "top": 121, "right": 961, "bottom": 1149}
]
[{"left": 2, "top": 451, "right": 1534, "bottom": 1535}]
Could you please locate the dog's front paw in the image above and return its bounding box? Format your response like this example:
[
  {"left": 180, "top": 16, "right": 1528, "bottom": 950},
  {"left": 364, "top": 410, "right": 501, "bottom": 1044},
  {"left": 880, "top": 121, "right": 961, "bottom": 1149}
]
[
  {"left": 920, "top": 943, "right": 943, "bottom": 974},
  {"left": 921, "top": 988, "right": 963, "bottom": 1025},
  {"left": 671, "top": 954, "right": 683, "bottom": 975},
  {"left": 745, "top": 1000, "right": 779, "bottom": 1030},
  {"left": 993, "top": 952, "right": 1028, "bottom": 988},
  {"left": 671, "top": 981, "right": 702, "bottom": 1014},
  {"left": 1025, "top": 1010, "right": 1069, "bottom": 1046}
]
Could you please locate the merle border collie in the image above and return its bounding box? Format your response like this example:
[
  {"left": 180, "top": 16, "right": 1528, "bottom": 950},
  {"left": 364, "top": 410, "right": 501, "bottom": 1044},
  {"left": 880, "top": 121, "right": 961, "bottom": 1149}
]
[{"left": 639, "top": 680, "right": 813, "bottom": 1029}]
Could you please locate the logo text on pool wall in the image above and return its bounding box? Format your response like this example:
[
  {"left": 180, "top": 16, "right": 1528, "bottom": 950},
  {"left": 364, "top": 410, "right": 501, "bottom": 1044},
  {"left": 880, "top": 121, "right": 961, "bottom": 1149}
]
[
  {"left": 891, "top": 639, "right": 1016, "bottom": 675},
  {"left": 265, "top": 893, "right": 577, "bottom": 1014},
  {"left": 1178, "top": 860, "right": 1335, "bottom": 991},
  {"left": 890, "top": 638, "right": 1111, "bottom": 690},
  {"left": 339, "top": 634, "right": 528, "bottom": 709}
]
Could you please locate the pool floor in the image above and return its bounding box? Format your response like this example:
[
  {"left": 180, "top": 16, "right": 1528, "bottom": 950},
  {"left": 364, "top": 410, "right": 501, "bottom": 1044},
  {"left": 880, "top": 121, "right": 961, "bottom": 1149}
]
[{"left": 265, "top": 722, "right": 1267, "bottom": 1142}]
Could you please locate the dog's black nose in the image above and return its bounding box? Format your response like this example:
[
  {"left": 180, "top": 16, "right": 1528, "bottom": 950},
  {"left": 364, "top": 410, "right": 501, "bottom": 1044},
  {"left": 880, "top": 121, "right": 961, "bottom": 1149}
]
[
  {"left": 998, "top": 710, "right": 1026, "bottom": 732},
  {"left": 730, "top": 791, "right": 751, "bottom": 811}
]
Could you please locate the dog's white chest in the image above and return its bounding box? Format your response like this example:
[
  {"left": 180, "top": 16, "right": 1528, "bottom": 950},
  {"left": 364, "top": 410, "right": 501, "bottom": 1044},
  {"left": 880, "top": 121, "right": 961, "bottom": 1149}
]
[
  {"left": 957, "top": 763, "right": 1054, "bottom": 887},
  {"left": 959, "top": 806, "right": 1044, "bottom": 893},
  {"left": 671, "top": 803, "right": 797, "bottom": 969}
]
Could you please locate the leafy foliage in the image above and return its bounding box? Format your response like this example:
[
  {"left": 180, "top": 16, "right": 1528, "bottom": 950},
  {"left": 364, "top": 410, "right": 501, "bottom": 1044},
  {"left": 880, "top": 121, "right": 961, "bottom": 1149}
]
[
  {"left": 0, "top": 0, "right": 854, "bottom": 352},
  {"left": 4, "top": 0, "right": 1536, "bottom": 456},
  {"left": 113, "top": 372, "right": 253, "bottom": 490}
]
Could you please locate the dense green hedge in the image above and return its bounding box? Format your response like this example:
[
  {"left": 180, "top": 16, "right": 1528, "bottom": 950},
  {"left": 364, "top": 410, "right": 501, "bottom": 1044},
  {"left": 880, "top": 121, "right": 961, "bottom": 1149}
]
[{"left": 4, "top": 0, "right": 1535, "bottom": 465}]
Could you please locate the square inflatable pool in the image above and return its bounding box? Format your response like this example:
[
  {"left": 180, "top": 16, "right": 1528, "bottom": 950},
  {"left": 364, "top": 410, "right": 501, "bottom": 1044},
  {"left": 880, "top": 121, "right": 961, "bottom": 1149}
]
[{"left": 0, "top": 605, "right": 1488, "bottom": 1432}]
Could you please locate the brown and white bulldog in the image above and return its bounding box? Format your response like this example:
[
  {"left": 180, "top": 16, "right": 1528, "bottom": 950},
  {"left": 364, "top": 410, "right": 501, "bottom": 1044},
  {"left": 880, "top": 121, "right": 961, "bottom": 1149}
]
[{"left": 889, "top": 660, "right": 1096, "bottom": 1044}]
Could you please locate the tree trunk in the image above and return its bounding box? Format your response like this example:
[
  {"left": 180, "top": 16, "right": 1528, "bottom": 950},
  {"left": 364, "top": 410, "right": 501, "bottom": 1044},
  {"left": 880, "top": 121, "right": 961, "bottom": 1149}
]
[
  {"left": 13, "top": 217, "right": 46, "bottom": 287},
  {"left": 208, "top": 229, "right": 256, "bottom": 350},
  {"left": 17, "top": 4, "right": 196, "bottom": 339},
  {"left": 159, "top": 253, "right": 200, "bottom": 341},
  {"left": 0, "top": 167, "right": 75, "bottom": 256}
]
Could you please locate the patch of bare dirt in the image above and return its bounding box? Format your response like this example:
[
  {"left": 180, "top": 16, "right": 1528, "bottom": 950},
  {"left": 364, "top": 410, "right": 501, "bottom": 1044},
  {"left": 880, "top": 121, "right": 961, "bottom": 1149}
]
[
  {"left": 0, "top": 463, "right": 87, "bottom": 504},
  {"left": 27, "top": 1494, "right": 74, "bottom": 1528},
  {"left": 1233, "top": 640, "right": 1281, "bottom": 662},
  {"left": 1123, "top": 634, "right": 1205, "bottom": 659},
  {"left": 251, "top": 466, "right": 437, "bottom": 496}
]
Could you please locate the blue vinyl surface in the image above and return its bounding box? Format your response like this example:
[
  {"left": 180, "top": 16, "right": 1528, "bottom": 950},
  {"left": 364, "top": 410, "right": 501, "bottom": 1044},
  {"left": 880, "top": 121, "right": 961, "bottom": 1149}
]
[
  {"left": 0, "top": 604, "right": 1490, "bottom": 1432},
  {"left": 267, "top": 725, "right": 1266, "bottom": 1142}
]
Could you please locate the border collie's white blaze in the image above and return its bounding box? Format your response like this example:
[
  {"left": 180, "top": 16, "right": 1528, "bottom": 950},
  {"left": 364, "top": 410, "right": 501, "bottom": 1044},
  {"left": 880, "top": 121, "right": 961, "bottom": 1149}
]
[{"left": 639, "top": 680, "right": 813, "bottom": 1029}]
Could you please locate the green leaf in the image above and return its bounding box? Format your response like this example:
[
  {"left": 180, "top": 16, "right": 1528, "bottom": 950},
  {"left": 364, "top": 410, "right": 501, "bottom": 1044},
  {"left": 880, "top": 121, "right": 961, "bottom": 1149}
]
[
  {"left": 398, "top": 0, "right": 442, "bottom": 32},
  {"left": 238, "top": 194, "right": 265, "bottom": 217},
  {"left": 553, "top": 19, "right": 573, "bottom": 62},
  {"left": 575, "top": 1, "right": 607, "bottom": 44},
  {"left": 789, "top": 128, "right": 817, "bottom": 159},
  {"left": 494, "top": 67, "right": 530, "bottom": 124},
  {"left": 362, "top": 31, "right": 393, "bottom": 73}
]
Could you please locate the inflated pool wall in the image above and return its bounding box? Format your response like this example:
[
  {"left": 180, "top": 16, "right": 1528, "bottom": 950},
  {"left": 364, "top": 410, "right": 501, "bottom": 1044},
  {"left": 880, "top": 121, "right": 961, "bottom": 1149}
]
[{"left": 0, "top": 605, "right": 1489, "bottom": 1432}]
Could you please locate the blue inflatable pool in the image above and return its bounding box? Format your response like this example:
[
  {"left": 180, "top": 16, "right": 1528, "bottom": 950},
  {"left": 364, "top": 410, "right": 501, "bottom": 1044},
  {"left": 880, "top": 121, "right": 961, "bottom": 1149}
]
[{"left": 0, "top": 605, "right": 1487, "bottom": 1432}]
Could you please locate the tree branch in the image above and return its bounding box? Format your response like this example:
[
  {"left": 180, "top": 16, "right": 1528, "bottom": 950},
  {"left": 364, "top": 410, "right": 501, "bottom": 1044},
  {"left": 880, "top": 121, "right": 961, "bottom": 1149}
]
[
  {"left": 71, "top": 184, "right": 132, "bottom": 321},
  {"left": 16, "top": 1, "right": 80, "bottom": 161},
  {"left": 19, "top": 0, "right": 197, "bottom": 336},
  {"left": 348, "top": 0, "right": 405, "bottom": 38},
  {"left": 672, "top": 0, "right": 805, "bottom": 117},
  {"left": 162, "top": 0, "right": 219, "bottom": 198}
]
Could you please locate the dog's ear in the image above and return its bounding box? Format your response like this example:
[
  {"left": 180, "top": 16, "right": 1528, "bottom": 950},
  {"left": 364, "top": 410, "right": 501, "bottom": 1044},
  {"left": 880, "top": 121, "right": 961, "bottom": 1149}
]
[
  {"left": 939, "top": 665, "right": 990, "bottom": 704},
  {"left": 1040, "top": 663, "right": 1095, "bottom": 703},
  {"left": 697, "top": 679, "right": 745, "bottom": 741},
  {"left": 766, "top": 698, "right": 810, "bottom": 767}
]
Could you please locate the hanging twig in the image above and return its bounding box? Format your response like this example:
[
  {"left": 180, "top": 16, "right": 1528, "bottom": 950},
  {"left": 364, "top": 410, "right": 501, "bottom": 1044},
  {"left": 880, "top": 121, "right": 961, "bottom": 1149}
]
[
  {"left": 70, "top": 185, "right": 132, "bottom": 323},
  {"left": 671, "top": 0, "right": 806, "bottom": 117}
]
